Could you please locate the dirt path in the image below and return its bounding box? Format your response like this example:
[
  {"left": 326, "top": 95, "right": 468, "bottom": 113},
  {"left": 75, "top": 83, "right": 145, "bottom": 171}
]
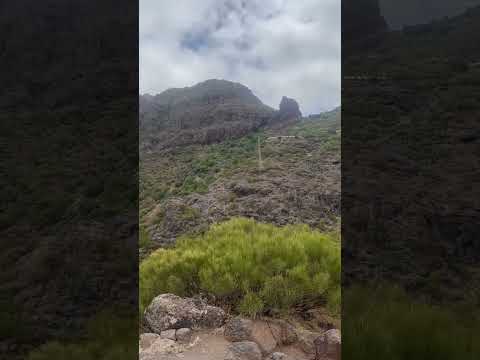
[
  {"left": 155, "top": 330, "right": 312, "bottom": 360},
  {"left": 159, "top": 330, "right": 230, "bottom": 360}
]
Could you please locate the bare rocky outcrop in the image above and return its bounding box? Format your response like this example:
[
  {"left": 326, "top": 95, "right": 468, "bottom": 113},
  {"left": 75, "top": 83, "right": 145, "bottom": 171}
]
[
  {"left": 139, "top": 80, "right": 305, "bottom": 152},
  {"left": 144, "top": 294, "right": 226, "bottom": 333},
  {"left": 278, "top": 96, "right": 302, "bottom": 121},
  {"left": 140, "top": 80, "right": 276, "bottom": 151}
]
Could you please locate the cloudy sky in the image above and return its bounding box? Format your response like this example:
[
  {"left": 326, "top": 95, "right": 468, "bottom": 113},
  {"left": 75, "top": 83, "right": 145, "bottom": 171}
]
[{"left": 140, "top": 0, "right": 340, "bottom": 115}]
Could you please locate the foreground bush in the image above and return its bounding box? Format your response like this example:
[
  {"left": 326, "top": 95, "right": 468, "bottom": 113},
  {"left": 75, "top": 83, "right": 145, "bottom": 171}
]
[
  {"left": 140, "top": 217, "right": 340, "bottom": 317},
  {"left": 343, "top": 285, "right": 480, "bottom": 359}
]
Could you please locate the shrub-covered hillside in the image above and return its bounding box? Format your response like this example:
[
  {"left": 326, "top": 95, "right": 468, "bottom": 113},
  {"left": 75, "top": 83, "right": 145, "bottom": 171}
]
[{"left": 139, "top": 108, "right": 341, "bottom": 251}]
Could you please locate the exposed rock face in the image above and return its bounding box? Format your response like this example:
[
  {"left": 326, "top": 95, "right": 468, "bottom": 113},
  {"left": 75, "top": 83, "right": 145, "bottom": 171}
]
[
  {"left": 140, "top": 79, "right": 275, "bottom": 151},
  {"left": 139, "top": 79, "right": 304, "bottom": 152},
  {"left": 144, "top": 294, "right": 226, "bottom": 333},
  {"left": 278, "top": 96, "right": 302, "bottom": 121}
]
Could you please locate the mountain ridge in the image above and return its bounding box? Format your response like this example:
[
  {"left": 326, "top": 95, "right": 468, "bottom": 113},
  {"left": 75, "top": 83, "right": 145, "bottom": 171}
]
[{"left": 139, "top": 79, "right": 303, "bottom": 152}]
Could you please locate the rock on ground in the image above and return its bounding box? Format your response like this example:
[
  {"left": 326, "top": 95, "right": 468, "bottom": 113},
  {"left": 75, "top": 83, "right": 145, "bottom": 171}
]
[
  {"left": 250, "top": 321, "right": 277, "bottom": 354},
  {"left": 176, "top": 328, "right": 193, "bottom": 343},
  {"left": 224, "top": 341, "right": 262, "bottom": 360},
  {"left": 224, "top": 317, "right": 253, "bottom": 342},
  {"left": 160, "top": 329, "right": 176, "bottom": 341},
  {"left": 266, "top": 352, "right": 291, "bottom": 360},
  {"left": 144, "top": 293, "right": 226, "bottom": 333}
]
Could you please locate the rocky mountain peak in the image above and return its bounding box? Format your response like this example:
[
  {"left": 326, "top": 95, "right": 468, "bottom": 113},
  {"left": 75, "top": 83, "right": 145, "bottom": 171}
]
[
  {"left": 139, "top": 79, "right": 276, "bottom": 151},
  {"left": 278, "top": 96, "right": 302, "bottom": 120}
]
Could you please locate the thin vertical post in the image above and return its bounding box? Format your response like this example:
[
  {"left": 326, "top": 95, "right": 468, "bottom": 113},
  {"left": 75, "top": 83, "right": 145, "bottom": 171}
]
[{"left": 257, "top": 135, "right": 263, "bottom": 171}]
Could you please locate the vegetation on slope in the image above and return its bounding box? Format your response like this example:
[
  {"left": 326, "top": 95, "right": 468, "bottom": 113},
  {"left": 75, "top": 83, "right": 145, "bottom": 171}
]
[
  {"left": 140, "top": 217, "right": 340, "bottom": 318},
  {"left": 140, "top": 131, "right": 264, "bottom": 216},
  {"left": 139, "top": 109, "right": 341, "bottom": 231},
  {"left": 343, "top": 285, "right": 480, "bottom": 359}
]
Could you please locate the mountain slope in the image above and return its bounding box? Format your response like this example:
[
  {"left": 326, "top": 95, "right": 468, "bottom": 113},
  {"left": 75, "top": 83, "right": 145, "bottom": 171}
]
[
  {"left": 140, "top": 79, "right": 278, "bottom": 151},
  {"left": 140, "top": 102, "right": 340, "bottom": 253}
]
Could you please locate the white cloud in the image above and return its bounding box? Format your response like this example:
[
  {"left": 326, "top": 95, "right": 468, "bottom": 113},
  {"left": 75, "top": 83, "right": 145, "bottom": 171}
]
[{"left": 140, "top": 0, "right": 340, "bottom": 114}]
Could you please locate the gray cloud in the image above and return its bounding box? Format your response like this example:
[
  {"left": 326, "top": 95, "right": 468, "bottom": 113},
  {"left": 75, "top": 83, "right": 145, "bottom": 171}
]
[{"left": 140, "top": 0, "right": 340, "bottom": 115}]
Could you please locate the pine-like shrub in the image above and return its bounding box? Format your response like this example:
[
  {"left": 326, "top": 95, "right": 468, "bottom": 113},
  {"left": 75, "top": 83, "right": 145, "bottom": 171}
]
[{"left": 140, "top": 217, "right": 340, "bottom": 317}]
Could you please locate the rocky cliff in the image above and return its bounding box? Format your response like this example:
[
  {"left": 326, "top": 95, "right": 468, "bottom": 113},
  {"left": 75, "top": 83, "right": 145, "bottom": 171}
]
[{"left": 140, "top": 80, "right": 302, "bottom": 152}]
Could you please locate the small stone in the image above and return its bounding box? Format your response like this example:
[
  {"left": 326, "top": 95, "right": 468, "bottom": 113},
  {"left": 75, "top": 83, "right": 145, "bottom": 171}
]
[
  {"left": 176, "top": 328, "right": 193, "bottom": 343},
  {"left": 267, "top": 352, "right": 289, "bottom": 360}
]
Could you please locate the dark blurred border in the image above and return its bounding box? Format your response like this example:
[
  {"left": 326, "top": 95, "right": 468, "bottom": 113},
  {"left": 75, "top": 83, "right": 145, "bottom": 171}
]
[
  {"left": 342, "top": 0, "right": 480, "bottom": 358},
  {"left": 0, "top": 1, "right": 138, "bottom": 358}
]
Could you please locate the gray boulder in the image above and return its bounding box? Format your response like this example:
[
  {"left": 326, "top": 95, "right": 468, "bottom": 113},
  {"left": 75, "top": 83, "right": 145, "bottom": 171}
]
[
  {"left": 144, "top": 293, "right": 226, "bottom": 333},
  {"left": 224, "top": 341, "right": 262, "bottom": 360},
  {"left": 224, "top": 317, "right": 253, "bottom": 342}
]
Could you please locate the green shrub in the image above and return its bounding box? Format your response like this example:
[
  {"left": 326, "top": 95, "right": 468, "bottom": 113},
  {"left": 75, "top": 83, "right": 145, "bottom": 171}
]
[
  {"left": 238, "top": 292, "right": 264, "bottom": 318},
  {"left": 343, "top": 285, "right": 480, "bottom": 360},
  {"left": 140, "top": 218, "right": 340, "bottom": 318}
]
